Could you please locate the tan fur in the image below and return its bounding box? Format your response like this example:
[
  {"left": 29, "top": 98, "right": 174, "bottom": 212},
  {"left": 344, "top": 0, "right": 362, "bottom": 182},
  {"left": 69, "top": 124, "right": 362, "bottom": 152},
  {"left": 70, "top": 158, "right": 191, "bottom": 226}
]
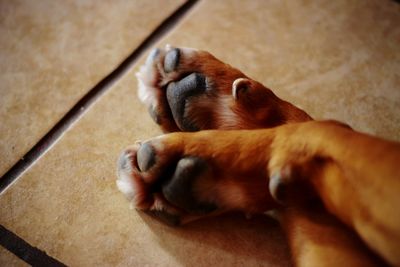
[
  {"left": 126, "top": 46, "right": 400, "bottom": 266},
  {"left": 150, "top": 122, "right": 400, "bottom": 266}
]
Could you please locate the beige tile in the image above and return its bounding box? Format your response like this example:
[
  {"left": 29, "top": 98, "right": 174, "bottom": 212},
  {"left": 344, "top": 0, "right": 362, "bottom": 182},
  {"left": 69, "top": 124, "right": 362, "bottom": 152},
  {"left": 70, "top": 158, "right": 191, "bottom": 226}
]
[
  {"left": 0, "top": 247, "right": 28, "bottom": 267},
  {"left": 2, "top": 0, "right": 400, "bottom": 266},
  {"left": 0, "top": 66, "right": 291, "bottom": 266},
  {"left": 0, "top": 0, "right": 184, "bottom": 176},
  {"left": 160, "top": 0, "right": 400, "bottom": 141}
]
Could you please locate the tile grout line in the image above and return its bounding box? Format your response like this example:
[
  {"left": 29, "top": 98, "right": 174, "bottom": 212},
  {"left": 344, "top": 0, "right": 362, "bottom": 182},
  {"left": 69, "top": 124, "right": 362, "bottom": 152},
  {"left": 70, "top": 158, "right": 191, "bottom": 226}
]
[
  {"left": 0, "top": 0, "right": 199, "bottom": 195},
  {"left": 0, "top": 224, "right": 67, "bottom": 267}
]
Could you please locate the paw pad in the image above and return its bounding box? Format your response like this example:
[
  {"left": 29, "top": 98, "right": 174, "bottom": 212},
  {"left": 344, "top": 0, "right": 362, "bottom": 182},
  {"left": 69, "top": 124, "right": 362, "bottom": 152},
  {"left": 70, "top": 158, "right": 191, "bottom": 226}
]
[
  {"left": 163, "top": 48, "right": 180, "bottom": 73},
  {"left": 137, "top": 142, "right": 156, "bottom": 172},
  {"left": 162, "top": 156, "right": 217, "bottom": 214}
]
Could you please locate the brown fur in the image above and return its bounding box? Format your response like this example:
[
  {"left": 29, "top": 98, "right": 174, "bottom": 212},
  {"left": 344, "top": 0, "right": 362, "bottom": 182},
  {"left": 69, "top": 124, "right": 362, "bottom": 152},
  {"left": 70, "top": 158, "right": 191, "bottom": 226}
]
[
  {"left": 150, "top": 49, "right": 311, "bottom": 132},
  {"left": 143, "top": 123, "right": 399, "bottom": 266},
  {"left": 128, "top": 47, "right": 400, "bottom": 266}
]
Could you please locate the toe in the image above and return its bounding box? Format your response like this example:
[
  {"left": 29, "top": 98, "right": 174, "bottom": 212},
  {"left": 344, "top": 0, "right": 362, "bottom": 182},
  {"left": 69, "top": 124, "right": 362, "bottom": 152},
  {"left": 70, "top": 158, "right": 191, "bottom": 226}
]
[
  {"left": 118, "top": 150, "right": 132, "bottom": 173},
  {"left": 137, "top": 142, "right": 156, "bottom": 172},
  {"left": 269, "top": 167, "right": 292, "bottom": 205},
  {"left": 148, "top": 104, "right": 161, "bottom": 125},
  {"left": 117, "top": 147, "right": 139, "bottom": 174},
  {"left": 116, "top": 148, "right": 141, "bottom": 202},
  {"left": 269, "top": 165, "right": 317, "bottom": 206},
  {"left": 164, "top": 48, "right": 180, "bottom": 73},
  {"left": 145, "top": 48, "right": 161, "bottom": 66}
]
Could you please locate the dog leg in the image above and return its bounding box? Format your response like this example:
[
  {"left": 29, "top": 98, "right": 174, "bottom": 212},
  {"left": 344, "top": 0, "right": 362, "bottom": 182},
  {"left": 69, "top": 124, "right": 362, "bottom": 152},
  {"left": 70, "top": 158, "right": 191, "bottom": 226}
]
[
  {"left": 131, "top": 47, "right": 398, "bottom": 266},
  {"left": 276, "top": 205, "right": 387, "bottom": 267},
  {"left": 117, "top": 125, "right": 395, "bottom": 265},
  {"left": 268, "top": 120, "right": 400, "bottom": 266}
]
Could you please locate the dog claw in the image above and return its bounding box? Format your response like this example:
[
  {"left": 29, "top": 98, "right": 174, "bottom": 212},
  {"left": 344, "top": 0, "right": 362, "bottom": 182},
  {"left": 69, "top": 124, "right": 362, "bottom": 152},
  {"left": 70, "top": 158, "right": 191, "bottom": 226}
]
[
  {"left": 269, "top": 165, "right": 317, "bottom": 206},
  {"left": 269, "top": 169, "right": 291, "bottom": 205},
  {"left": 232, "top": 78, "right": 251, "bottom": 100}
]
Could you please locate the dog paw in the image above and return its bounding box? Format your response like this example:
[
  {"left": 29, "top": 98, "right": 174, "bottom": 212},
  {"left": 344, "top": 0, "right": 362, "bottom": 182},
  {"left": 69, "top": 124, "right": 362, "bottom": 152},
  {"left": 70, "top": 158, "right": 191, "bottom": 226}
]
[
  {"left": 117, "top": 134, "right": 220, "bottom": 225},
  {"left": 137, "top": 46, "right": 274, "bottom": 132},
  {"left": 117, "top": 131, "right": 278, "bottom": 225},
  {"left": 136, "top": 45, "right": 246, "bottom": 132},
  {"left": 137, "top": 45, "right": 300, "bottom": 132}
]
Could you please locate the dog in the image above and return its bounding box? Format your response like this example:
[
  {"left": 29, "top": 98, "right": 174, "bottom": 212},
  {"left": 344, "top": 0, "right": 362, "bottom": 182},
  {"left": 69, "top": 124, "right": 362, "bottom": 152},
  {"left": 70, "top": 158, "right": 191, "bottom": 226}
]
[{"left": 117, "top": 46, "right": 400, "bottom": 267}]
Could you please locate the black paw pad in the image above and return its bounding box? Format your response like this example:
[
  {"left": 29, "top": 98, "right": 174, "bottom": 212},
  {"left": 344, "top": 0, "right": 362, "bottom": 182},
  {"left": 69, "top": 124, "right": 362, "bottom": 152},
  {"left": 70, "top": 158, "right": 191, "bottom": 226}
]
[
  {"left": 137, "top": 142, "right": 156, "bottom": 172},
  {"left": 166, "top": 73, "right": 207, "bottom": 131},
  {"left": 162, "top": 157, "right": 217, "bottom": 214},
  {"left": 164, "top": 48, "right": 180, "bottom": 73}
]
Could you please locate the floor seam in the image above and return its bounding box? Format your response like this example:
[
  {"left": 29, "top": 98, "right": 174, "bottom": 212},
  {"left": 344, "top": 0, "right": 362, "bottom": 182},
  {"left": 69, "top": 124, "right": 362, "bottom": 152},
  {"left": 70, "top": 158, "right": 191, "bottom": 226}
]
[
  {"left": 0, "top": 0, "right": 199, "bottom": 194},
  {"left": 0, "top": 224, "right": 67, "bottom": 266}
]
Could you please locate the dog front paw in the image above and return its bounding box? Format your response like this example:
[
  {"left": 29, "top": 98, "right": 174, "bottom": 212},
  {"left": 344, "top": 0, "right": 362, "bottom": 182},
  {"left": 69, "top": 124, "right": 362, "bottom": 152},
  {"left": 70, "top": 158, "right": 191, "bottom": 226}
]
[
  {"left": 136, "top": 46, "right": 311, "bottom": 133},
  {"left": 117, "top": 130, "right": 278, "bottom": 225},
  {"left": 136, "top": 45, "right": 274, "bottom": 132},
  {"left": 117, "top": 133, "right": 220, "bottom": 225}
]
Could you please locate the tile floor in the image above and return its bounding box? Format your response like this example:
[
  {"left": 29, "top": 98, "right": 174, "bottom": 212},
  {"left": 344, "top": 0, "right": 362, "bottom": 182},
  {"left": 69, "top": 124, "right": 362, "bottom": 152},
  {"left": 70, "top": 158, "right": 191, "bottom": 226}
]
[
  {"left": 0, "top": 247, "right": 27, "bottom": 267},
  {"left": 0, "top": 0, "right": 184, "bottom": 177},
  {"left": 1, "top": 0, "right": 399, "bottom": 266}
]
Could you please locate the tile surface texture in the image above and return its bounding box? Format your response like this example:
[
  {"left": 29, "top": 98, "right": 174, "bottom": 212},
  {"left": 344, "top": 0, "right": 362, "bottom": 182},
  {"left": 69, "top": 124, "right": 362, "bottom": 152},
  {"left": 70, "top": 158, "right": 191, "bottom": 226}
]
[
  {"left": 1, "top": 0, "right": 400, "bottom": 266},
  {"left": 0, "top": 247, "right": 28, "bottom": 267},
  {"left": 0, "top": 0, "right": 184, "bottom": 176}
]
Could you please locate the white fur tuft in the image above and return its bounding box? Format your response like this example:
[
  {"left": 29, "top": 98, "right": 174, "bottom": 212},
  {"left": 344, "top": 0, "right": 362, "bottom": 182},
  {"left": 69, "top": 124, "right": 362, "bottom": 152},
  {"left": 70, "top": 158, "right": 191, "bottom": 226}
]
[{"left": 116, "top": 171, "right": 136, "bottom": 201}]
